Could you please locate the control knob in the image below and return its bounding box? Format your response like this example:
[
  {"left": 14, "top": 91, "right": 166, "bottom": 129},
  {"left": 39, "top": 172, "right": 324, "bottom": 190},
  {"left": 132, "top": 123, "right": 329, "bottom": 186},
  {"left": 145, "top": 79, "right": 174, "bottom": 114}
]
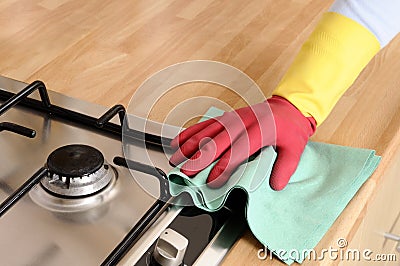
[{"left": 151, "top": 228, "right": 189, "bottom": 266}]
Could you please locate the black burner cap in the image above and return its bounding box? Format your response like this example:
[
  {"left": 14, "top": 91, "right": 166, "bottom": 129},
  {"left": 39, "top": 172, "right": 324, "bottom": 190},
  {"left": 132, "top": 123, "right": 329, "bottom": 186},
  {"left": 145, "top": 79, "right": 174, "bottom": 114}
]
[{"left": 47, "top": 144, "right": 104, "bottom": 177}]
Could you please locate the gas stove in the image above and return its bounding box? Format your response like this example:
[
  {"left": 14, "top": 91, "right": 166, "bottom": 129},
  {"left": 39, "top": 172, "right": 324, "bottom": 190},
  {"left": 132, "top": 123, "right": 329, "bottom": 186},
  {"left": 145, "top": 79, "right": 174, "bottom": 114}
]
[{"left": 0, "top": 76, "right": 246, "bottom": 266}]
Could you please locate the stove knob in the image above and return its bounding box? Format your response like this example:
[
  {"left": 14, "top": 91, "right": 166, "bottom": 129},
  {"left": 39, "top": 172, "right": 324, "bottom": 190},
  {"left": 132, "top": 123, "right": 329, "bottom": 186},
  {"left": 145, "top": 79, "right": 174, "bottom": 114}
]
[{"left": 152, "top": 228, "right": 189, "bottom": 266}]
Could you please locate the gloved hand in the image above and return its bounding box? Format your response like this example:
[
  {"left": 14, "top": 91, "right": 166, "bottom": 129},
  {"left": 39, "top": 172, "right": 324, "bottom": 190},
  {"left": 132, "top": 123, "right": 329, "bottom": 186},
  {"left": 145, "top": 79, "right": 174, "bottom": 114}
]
[
  {"left": 170, "top": 11, "right": 380, "bottom": 191},
  {"left": 169, "top": 96, "right": 316, "bottom": 190}
]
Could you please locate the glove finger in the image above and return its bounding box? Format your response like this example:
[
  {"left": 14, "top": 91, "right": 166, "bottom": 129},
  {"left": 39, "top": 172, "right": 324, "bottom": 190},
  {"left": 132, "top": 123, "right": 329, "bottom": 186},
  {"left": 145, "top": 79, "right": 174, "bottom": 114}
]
[
  {"left": 205, "top": 149, "right": 234, "bottom": 188},
  {"left": 169, "top": 120, "right": 224, "bottom": 166},
  {"left": 206, "top": 126, "right": 262, "bottom": 188},
  {"left": 269, "top": 148, "right": 302, "bottom": 191},
  {"left": 170, "top": 118, "right": 216, "bottom": 150},
  {"left": 180, "top": 128, "right": 232, "bottom": 176},
  {"left": 180, "top": 111, "right": 254, "bottom": 176}
]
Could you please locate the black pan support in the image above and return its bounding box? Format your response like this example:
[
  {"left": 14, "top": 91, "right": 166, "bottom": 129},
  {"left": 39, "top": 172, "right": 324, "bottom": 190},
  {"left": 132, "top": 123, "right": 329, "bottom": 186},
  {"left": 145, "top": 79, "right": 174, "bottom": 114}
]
[
  {"left": 113, "top": 156, "right": 171, "bottom": 201},
  {"left": 0, "top": 167, "right": 48, "bottom": 217},
  {"left": 0, "top": 80, "right": 50, "bottom": 138},
  {"left": 0, "top": 122, "right": 36, "bottom": 138},
  {"left": 99, "top": 156, "right": 171, "bottom": 266},
  {"left": 0, "top": 156, "right": 172, "bottom": 264},
  {"left": 0, "top": 80, "right": 176, "bottom": 264},
  {"left": 0, "top": 80, "right": 174, "bottom": 216},
  {"left": 0, "top": 80, "right": 173, "bottom": 150}
]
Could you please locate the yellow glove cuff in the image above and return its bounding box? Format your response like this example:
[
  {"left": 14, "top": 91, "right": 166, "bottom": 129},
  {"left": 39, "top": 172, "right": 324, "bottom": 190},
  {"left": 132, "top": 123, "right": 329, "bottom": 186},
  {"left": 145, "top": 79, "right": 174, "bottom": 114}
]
[{"left": 272, "top": 12, "right": 380, "bottom": 125}]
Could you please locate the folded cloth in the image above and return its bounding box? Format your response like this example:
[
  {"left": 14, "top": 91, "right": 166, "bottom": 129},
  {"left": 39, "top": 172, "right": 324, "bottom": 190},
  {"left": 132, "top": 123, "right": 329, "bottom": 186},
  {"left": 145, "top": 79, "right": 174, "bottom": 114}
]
[{"left": 168, "top": 107, "right": 381, "bottom": 264}]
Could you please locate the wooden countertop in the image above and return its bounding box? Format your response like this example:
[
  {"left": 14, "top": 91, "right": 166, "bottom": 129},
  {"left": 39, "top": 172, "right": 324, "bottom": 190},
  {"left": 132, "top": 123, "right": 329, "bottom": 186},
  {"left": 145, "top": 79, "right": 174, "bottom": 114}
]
[{"left": 1, "top": 1, "right": 400, "bottom": 265}]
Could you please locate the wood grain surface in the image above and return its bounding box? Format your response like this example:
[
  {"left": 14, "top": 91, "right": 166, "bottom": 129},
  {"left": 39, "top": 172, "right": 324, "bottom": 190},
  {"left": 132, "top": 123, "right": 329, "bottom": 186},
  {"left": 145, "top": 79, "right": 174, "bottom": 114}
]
[{"left": 1, "top": 1, "right": 400, "bottom": 265}]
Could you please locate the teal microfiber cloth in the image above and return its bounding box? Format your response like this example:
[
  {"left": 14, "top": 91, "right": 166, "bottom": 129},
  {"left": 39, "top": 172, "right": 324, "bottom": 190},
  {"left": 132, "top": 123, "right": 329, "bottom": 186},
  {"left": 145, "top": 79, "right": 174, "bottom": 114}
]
[{"left": 167, "top": 107, "right": 381, "bottom": 264}]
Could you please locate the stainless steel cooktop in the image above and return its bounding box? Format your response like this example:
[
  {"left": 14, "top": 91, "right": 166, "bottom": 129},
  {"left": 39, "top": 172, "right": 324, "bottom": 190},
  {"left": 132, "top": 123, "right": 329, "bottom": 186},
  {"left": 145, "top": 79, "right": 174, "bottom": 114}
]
[{"left": 0, "top": 76, "right": 245, "bottom": 266}]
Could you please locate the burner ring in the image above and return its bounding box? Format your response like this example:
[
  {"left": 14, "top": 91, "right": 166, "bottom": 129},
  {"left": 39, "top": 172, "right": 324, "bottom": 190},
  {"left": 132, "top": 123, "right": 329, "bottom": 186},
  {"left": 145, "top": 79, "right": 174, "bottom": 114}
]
[
  {"left": 42, "top": 144, "right": 113, "bottom": 197},
  {"left": 41, "top": 164, "right": 114, "bottom": 197},
  {"left": 30, "top": 166, "right": 118, "bottom": 213},
  {"left": 47, "top": 144, "right": 104, "bottom": 177}
]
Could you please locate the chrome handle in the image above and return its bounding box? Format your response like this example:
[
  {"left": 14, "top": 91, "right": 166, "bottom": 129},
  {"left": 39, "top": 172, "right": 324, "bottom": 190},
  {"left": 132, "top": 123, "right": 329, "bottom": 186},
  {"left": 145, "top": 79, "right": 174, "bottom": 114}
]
[{"left": 384, "top": 233, "right": 400, "bottom": 252}]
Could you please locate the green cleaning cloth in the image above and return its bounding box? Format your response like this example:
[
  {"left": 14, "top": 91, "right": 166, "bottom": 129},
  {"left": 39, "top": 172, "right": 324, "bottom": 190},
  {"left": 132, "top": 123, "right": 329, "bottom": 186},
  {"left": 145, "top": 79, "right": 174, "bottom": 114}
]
[{"left": 168, "top": 107, "right": 381, "bottom": 264}]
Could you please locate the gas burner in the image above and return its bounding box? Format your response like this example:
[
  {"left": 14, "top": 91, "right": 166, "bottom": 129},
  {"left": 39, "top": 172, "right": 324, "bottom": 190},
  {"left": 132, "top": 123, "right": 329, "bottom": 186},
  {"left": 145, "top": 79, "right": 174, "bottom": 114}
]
[
  {"left": 29, "top": 171, "right": 118, "bottom": 213},
  {"left": 30, "top": 144, "right": 118, "bottom": 213},
  {"left": 1, "top": 78, "right": 243, "bottom": 266},
  {"left": 41, "top": 144, "right": 114, "bottom": 197}
]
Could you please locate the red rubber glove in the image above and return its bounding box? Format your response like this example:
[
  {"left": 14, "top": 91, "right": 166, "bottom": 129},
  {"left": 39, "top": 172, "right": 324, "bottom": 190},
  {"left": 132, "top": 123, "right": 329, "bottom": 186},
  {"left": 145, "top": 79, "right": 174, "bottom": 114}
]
[{"left": 169, "top": 96, "right": 316, "bottom": 190}]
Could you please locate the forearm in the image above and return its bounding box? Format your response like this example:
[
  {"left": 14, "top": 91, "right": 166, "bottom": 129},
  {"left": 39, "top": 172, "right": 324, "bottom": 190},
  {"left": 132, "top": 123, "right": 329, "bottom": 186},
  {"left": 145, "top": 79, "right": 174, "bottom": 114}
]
[
  {"left": 273, "top": 0, "right": 400, "bottom": 125},
  {"left": 330, "top": 0, "right": 400, "bottom": 48}
]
